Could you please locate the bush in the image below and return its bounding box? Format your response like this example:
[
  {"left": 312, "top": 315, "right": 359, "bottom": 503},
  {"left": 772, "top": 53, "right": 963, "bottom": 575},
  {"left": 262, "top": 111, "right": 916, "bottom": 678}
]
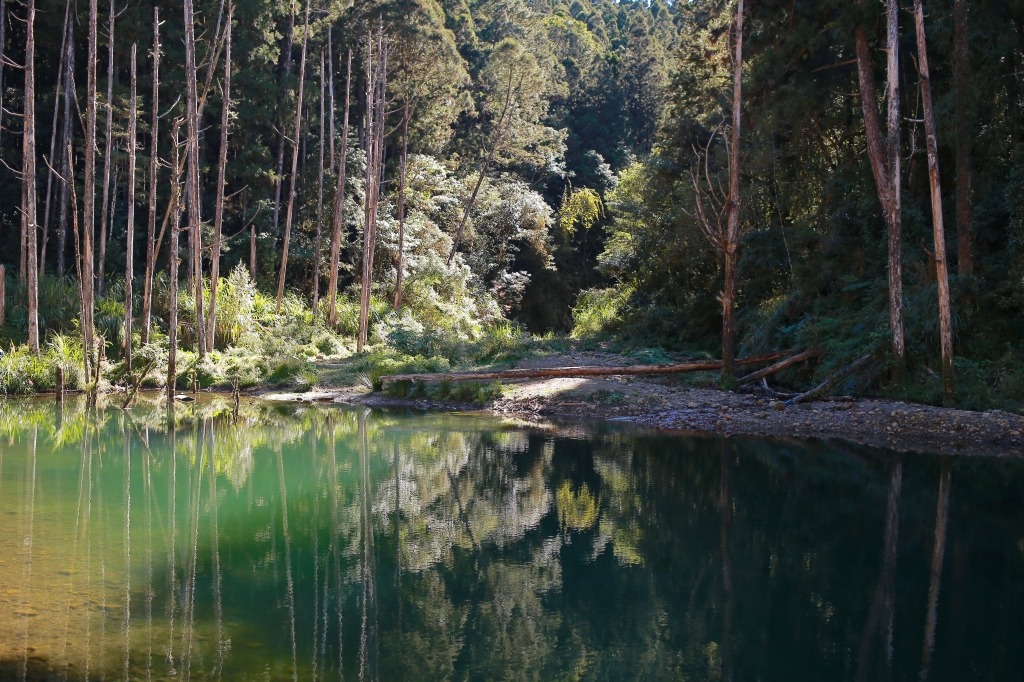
[{"left": 571, "top": 286, "right": 631, "bottom": 339}]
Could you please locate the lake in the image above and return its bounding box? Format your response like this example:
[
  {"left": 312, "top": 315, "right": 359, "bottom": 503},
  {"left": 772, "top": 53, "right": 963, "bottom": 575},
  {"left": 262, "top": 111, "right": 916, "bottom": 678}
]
[{"left": 0, "top": 395, "right": 1022, "bottom": 681}]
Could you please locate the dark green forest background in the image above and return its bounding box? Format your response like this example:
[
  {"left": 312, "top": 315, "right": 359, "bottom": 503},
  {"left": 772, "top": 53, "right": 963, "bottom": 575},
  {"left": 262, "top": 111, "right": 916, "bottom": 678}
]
[{"left": 2, "top": 0, "right": 1024, "bottom": 407}]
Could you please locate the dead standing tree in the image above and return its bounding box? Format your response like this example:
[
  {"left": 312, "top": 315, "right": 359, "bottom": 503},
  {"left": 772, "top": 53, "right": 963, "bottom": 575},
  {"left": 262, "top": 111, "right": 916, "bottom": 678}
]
[
  {"left": 357, "top": 24, "right": 389, "bottom": 352},
  {"left": 208, "top": 5, "right": 233, "bottom": 348},
  {"left": 686, "top": 0, "right": 745, "bottom": 387},
  {"left": 124, "top": 44, "right": 137, "bottom": 372},
  {"left": 82, "top": 0, "right": 99, "bottom": 377},
  {"left": 97, "top": 0, "right": 117, "bottom": 296},
  {"left": 183, "top": 0, "right": 207, "bottom": 358},
  {"left": 21, "top": 0, "right": 39, "bottom": 353},
  {"left": 912, "top": 0, "right": 955, "bottom": 402},
  {"left": 854, "top": 0, "right": 905, "bottom": 373},
  {"left": 275, "top": 0, "right": 311, "bottom": 313},
  {"left": 312, "top": 48, "right": 325, "bottom": 317},
  {"left": 39, "top": 0, "right": 73, "bottom": 278},
  {"left": 326, "top": 48, "right": 352, "bottom": 327},
  {"left": 141, "top": 8, "right": 159, "bottom": 345}
]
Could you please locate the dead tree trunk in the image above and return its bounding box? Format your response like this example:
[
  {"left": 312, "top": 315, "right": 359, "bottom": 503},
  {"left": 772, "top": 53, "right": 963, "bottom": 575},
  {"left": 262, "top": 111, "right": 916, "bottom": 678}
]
[
  {"left": 183, "top": 0, "right": 206, "bottom": 358},
  {"left": 953, "top": 0, "right": 973, "bottom": 276},
  {"left": 854, "top": 0, "right": 905, "bottom": 372},
  {"left": 394, "top": 100, "right": 410, "bottom": 309},
  {"left": 275, "top": 0, "right": 311, "bottom": 313},
  {"left": 124, "top": 44, "right": 137, "bottom": 372},
  {"left": 721, "top": 0, "right": 744, "bottom": 387},
  {"left": 23, "top": 0, "right": 39, "bottom": 354},
  {"left": 913, "top": 0, "right": 955, "bottom": 403},
  {"left": 207, "top": 7, "right": 232, "bottom": 349},
  {"left": 67, "top": 144, "right": 90, "bottom": 377},
  {"left": 327, "top": 28, "right": 336, "bottom": 174},
  {"left": 97, "top": 0, "right": 117, "bottom": 297},
  {"left": 82, "top": 0, "right": 98, "bottom": 376},
  {"left": 0, "top": 0, "right": 6, "bottom": 149},
  {"left": 312, "top": 48, "right": 325, "bottom": 317},
  {"left": 357, "top": 25, "right": 388, "bottom": 353},
  {"left": 141, "top": 7, "right": 159, "bottom": 345},
  {"left": 327, "top": 49, "right": 352, "bottom": 327},
  {"left": 56, "top": 8, "right": 75, "bottom": 277},
  {"left": 272, "top": 1, "right": 297, "bottom": 237},
  {"left": 167, "top": 123, "right": 183, "bottom": 401},
  {"left": 40, "top": 0, "right": 73, "bottom": 280}
]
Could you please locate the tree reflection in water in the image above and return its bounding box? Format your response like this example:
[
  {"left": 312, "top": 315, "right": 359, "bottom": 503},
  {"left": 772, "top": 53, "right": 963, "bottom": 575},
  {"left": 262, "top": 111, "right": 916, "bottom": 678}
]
[{"left": 0, "top": 395, "right": 1022, "bottom": 681}]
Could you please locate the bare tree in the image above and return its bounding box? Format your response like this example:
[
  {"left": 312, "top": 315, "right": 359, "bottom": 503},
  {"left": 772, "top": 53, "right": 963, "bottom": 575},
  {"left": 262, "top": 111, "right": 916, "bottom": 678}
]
[
  {"left": 854, "top": 0, "right": 905, "bottom": 372},
  {"left": 912, "top": 0, "right": 955, "bottom": 402},
  {"left": 954, "top": 0, "right": 973, "bottom": 276},
  {"left": 40, "top": 0, "right": 73, "bottom": 279},
  {"left": 183, "top": 0, "right": 207, "bottom": 358},
  {"left": 167, "top": 121, "right": 184, "bottom": 401},
  {"left": 393, "top": 98, "right": 410, "bottom": 309},
  {"left": 326, "top": 49, "right": 352, "bottom": 327},
  {"left": 327, "top": 28, "right": 336, "bottom": 174},
  {"left": 0, "top": 0, "right": 6, "bottom": 148},
  {"left": 141, "top": 7, "right": 160, "bottom": 345},
  {"left": 22, "top": 0, "right": 39, "bottom": 353},
  {"left": 312, "top": 48, "right": 325, "bottom": 317},
  {"left": 98, "top": 0, "right": 117, "bottom": 296},
  {"left": 357, "top": 23, "right": 389, "bottom": 352},
  {"left": 56, "top": 5, "right": 75, "bottom": 276},
  {"left": 275, "top": 0, "right": 311, "bottom": 312},
  {"left": 124, "top": 44, "right": 138, "bottom": 371},
  {"left": 82, "top": 0, "right": 99, "bottom": 376},
  {"left": 208, "top": 5, "right": 233, "bottom": 349},
  {"left": 272, "top": 1, "right": 297, "bottom": 237}
]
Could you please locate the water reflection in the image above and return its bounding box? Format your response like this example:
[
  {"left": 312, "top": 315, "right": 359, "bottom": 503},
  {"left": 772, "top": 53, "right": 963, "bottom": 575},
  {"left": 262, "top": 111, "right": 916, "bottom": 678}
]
[{"left": 0, "top": 395, "right": 1023, "bottom": 680}]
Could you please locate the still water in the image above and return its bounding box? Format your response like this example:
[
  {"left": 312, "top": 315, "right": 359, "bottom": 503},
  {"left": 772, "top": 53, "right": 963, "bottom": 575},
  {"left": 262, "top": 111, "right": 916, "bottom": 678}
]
[{"left": 0, "top": 395, "right": 1022, "bottom": 681}]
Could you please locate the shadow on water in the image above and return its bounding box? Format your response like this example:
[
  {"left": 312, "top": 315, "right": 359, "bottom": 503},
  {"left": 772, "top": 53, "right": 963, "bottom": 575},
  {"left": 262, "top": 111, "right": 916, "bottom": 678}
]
[{"left": 1, "top": 393, "right": 1023, "bottom": 681}]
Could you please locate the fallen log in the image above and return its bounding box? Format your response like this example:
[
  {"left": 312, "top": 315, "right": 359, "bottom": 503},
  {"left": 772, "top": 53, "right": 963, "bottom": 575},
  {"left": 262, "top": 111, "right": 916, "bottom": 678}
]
[
  {"left": 736, "top": 349, "right": 821, "bottom": 386},
  {"left": 785, "top": 353, "right": 876, "bottom": 406},
  {"left": 379, "top": 350, "right": 794, "bottom": 385}
]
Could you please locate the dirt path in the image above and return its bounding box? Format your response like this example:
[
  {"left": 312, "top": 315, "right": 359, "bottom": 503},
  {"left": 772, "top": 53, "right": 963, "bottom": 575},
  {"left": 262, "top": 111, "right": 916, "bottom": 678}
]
[{"left": 278, "top": 352, "right": 1024, "bottom": 457}]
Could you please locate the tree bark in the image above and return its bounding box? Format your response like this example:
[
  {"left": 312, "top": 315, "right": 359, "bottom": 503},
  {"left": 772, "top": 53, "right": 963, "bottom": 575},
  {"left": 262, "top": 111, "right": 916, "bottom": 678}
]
[
  {"left": 56, "top": 8, "right": 75, "bottom": 277},
  {"left": 953, "top": 0, "right": 973, "bottom": 276},
  {"left": 327, "top": 49, "right": 352, "bottom": 327},
  {"left": 83, "top": 0, "right": 99, "bottom": 376},
  {"left": 327, "top": 28, "right": 336, "bottom": 174},
  {"left": 913, "top": 0, "right": 955, "bottom": 403},
  {"left": 735, "top": 349, "right": 822, "bottom": 386},
  {"left": 40, "top": 0, "right": 73, "bottom": 280},
  {"left": 208, "top": 8, "right": 232, "bottom": 349},
  {"left": 272, "top": 1, "right": 297, "bottom": 237},
  {"left": 124, "top": 44, "right": 137, "bottom": 371},
  {"left": 720, "top": 0, "right": 744, "bottom": 388},
  {"left": 141, "top": 8, "right": 160, "bottom": 345},
  {"left": 0, "top": 0, "right": 6, "bottom": 149},
  {"left": 394, "top": 101, "right": 410, "bottom": 309},
  {"left": 167, "top": 125, "right": 183, "bottom": 401},
  {"left": 183, "top": 0, "right": 206, "bottom": 358},
  {"left": 276, "top": 0, "right": 311, "bottom": 313},
  {"left": 23, "top": 0, "right": 39, "bottom": 354},
  {"left": 98, "top": 0, "right": 117, "bottom": 297},
  {"left": 312, "top": 48, "right": 325, "bottom": 317},
  {"left": 854, "top": 0, "right": 905, "bottom": 372}
]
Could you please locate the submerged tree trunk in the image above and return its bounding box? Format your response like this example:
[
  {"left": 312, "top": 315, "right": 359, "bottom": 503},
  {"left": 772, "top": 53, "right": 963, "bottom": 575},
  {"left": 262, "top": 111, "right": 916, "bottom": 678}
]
[
  {"left": 276, "top": 0, "right": 311, "bottom": 313},
  {"left": 23, "top": 0, "right": 39, "bottom": 354},
  {"left": 208, "top": 8, "right": 232, "bottom": 349},
  {"left": 98, "top": 0, "right": 117, "bottom": 297},
  {"left": 124, "top": 44, "right": 137, "bottom": 371},
  {"left": 183, "top": 0, "right": 206, "bottom": 358},
  {"left": 954, "top": 0, "right": 973, "bottom": 276},
  {"left": 272, "top": 2, "right": 297, "bottom": 238},
  {"left": 394, "top": 101, "right": 410, "bottom": 309},
  {"left": 854, "top": 0, "right": 905, "bottom": 372},
  {"left": 312, "top": 49, "right": 325, "bottom": 317},
  {"left": 56, "top": 8, "right": 75, "bottom": 276},
  {"left": 141, "top": 8, "right": 160, "bottom": 345},
  {"left": 913, "top": 0, "right": 955, "bottom": 403},
  {"left": 327, "top": 49, "right": 352, "bottom": 327}
]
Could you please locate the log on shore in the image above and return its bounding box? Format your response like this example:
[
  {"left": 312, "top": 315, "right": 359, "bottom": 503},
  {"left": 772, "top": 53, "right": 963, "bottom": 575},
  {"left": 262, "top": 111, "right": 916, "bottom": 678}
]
[
  {"left": 736, "top": 349, "right": 822, "bottom": 386},
  {"left": 785, "top": 353, "right": 876, "bottom": 406},
  {"left": 380, "top": 350, "right": 794, "bottom": 384}
]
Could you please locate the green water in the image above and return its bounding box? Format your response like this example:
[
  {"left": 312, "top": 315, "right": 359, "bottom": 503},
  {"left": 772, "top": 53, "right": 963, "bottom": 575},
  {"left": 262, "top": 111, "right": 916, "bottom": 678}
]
[{"left": 0, "top": 395, "right": 1023, "bottom": 681}]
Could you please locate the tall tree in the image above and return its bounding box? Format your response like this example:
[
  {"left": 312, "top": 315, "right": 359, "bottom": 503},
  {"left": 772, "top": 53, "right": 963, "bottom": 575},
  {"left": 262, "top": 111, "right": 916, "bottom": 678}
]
[
  {"left": 393, "top": 99, "right": 410, "bottom": 309},
  {"left": 312, "top": 48, "right": 325, "bottom": 317},
  {"left": 124, "top": 44, "right": 138, "bottom": 371},
  {"left": 208, "top": 5, "right": 232, "bottom": 349},
  {"left": 97, "top": 0, "right": 117, "bottom": 296},
  {"left": 141, "top": 7, "right": 160, "bottom": 345},
  {"left": 327, "top": 28, "right": 336, "bottom": 174},
  {"left": 275, "top": 0, "right": 310, "bottom": 312},
  {"left": 272, "top": 1, "right": 297, "bottom": 238},
  {"left": 22, "top": 0, "right": 39, "bottom": 354},
  {"left": 0, "top": 0, "right": 6, "bottom": 149},
  {"left": 40, "top": 0, "right": 73, "bottom": 279},
  {"left": 720, "top": 0, "right": 744, "bottom": 386},
  {"left": 326, "top": 49, "right": 352, "bottom": 327},
  {"left": 83, "top": 0, "right": 98, "bottom": 376},
  {"left": 854, "top": 0, "right": 905, "bottom": 371},
  {"left": 913, "top": 0, "right": 954, "bottom": 402},
  {"left": 184, "top": 0, "right": 206, "bottom": 357},
  {"left": 953, "top": 0, "right": 973, "bottom": 276},
  {"left": 56, "top": 5, "right": 75, "bottom": 276},
  {"left": 167, "top": 121, "right": 184, "bottom": 401}
]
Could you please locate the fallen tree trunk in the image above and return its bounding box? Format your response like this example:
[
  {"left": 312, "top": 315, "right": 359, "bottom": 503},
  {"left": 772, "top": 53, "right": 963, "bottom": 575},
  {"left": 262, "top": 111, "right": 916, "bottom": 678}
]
[
  {"left": 785, "top": 354, "right": 876, "bottom": 406},
  {"left": 736, "top": 349, "right": 821, "bottom": 386},
  {"left": 380, "top": 350, "right": 793, "bottom": 385}
]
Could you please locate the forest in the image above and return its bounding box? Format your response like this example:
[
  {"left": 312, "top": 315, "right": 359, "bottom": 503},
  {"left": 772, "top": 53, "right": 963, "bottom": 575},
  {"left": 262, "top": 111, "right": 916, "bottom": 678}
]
[{"left": 0, "top": 0, "right": 1023, "bottom": 410}]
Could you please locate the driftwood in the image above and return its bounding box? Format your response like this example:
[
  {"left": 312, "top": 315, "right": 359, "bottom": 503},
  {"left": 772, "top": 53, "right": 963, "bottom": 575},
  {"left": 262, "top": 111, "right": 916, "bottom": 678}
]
[
  {"left": 380, "top": 350, "right": 793, "bottom": 385},
  {"left": 736, "top": 349, "right": 821, "bottom": 386},
  {"left": 786, "top": 353, "right": 875, "bottom": 406}
]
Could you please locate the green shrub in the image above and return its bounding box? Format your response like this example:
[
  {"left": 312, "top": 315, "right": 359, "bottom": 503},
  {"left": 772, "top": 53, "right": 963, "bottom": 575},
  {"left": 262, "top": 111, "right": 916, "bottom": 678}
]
[{"left": 571, "top": 286, "right": 631, "bottom": 339}]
